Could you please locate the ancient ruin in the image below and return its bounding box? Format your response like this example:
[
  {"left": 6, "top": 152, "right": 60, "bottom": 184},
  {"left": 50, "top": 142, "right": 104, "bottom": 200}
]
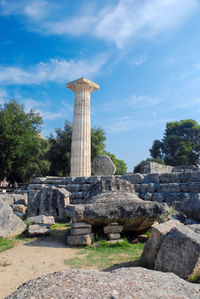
[{"left": 67, "top": 77, "right": 99, "bottom": 177}]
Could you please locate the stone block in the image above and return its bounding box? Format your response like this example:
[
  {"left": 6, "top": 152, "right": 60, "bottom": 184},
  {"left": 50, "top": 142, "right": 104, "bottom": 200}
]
[
  {"left": 26, "top": 215, "right": 55, "bottom": 225},
  {"left": 158, "top": 183, "right": 180, "bottom": 193},
  {"left": 71, "top": 222, "right": 92, "bottom": 229},
  {"left": 28, "top": 224, "right": 50, "bottom": 236},
  {"left": 159, "top": 173, "right": 180, "bottom": 183},
  {"left": 73, "top": 177, "right": 88, "bottom": 184},
  {"left": 67, "top": 233, "right": 94, "bottom": 246},
  {"left": 121, "top": 173, "right": 144, "bottom": 184},
  {"left": 79, "top": 184, "right": 91, "bottom": 191},
  {"left": 104, "top": 225, "right": 123, "bottom": 234},
  {"left": 107, "top": 239, "right": 124, "bottom": 245},
  {"left": 143, "top": 174, "right": 160, "bottom": 183},
  {"left": 66, "top": 184, "right": 80, "bottom": 192},
  {"left": 71, "top": 227, "right": 92, "bottom": 235},
  {"left": 86, "top": 176, "right": 100, "bottom": 184},
  {"left": 107, "top": 233, "right": 121, "bottom": 240},
  {"left": 140, "top": 220, "right": 181, "bottom": 268}
]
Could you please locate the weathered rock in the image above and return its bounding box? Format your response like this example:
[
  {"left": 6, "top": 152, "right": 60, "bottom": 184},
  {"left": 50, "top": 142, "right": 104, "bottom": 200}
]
[
  {"left": 104, "top": 225, "right": 123, "bottom": 234},
  {"left": 141, "top": 220, "right": 200, "bottom": 279},
  {"left": 6, "top": 268, "right": 200, "bottom": 299},
  {"left": 107, "top": 233, "right": 121, "bottom": 240},
  {"left": 71, "top": 227, "right": 91, "bottom": 236},
  {"left": 71, "top": 222, "right": 92, "bottom": 229},
  {"left": 140, "top": 220, "right": 180, "bottom": 268},
  {"left": 85, "top": 177, "right": 135, "bottom": 199},
  {"left": 28, "top": 224, "right": 50, "bottom": 236},
  {"left": 67, "top": 191, "right": 170, "bottom": 233},
  {"left": 26, "top": 215, "right": 55, "bottom": 225},
  {"left": 27, "top": 186, "right": 70, "bottom": 221},
  {"left": 0, "top": 193, "right": 28, "bottom": 206},
  {"left": 67, "top": 233, "right": 94, "bottom": 246},
  {"left": 135, "top": 161, "right": 173, "bottom": 174},
  {"left": 11, "top": 204, "right": 26, "bottom": 214},
  {"left": 180, "top": 193, "right": 200, "bottom": 222},
  {"left": 0, "top": 198, "right": 27, "bottom": 238},
  {"left": 92, "top": 155, "right": 116, "bottom": 176}
]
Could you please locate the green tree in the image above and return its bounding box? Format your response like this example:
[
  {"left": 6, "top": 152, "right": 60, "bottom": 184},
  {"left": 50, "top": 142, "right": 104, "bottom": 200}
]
[
  {"left": 149, "top": 119, "right": 200, "bottom": 166},
  {"left": 0, "top": 100, "right": 49, "bottom": 185},
  {"left": 48, "top": 123, "right": 106, "bottom": 176},
  {"left": 48, "top": 121, "right": 72, "bottom": 176},
  {"left": 105, "top": 152, "right": 127, "bottom": 175}
]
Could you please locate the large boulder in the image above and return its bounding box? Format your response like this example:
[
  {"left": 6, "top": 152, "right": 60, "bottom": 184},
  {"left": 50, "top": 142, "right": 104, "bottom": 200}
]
[
  {"left": 92, "top": 155, "right": 116, "bottom": 176},
  {"left": 67, "top": 191, "right": 170, "bottom": 232},
  {"left": 6, "top": 267, "right": 200, "bottom": 299},
  {"left": 140, "top": 220, "right": 200, "bottom": 279},
  {"left": 27, "top": 186, "right": 70, "bottom": 221},
  {"left": 0, "top": 198, "right": 27, "bottom": 238}
]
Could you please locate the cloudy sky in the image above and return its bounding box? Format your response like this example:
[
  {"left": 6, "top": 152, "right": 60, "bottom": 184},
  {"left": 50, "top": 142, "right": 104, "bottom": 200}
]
[{"left": 1, "top": 0, "right": 200, "bottom": 171}]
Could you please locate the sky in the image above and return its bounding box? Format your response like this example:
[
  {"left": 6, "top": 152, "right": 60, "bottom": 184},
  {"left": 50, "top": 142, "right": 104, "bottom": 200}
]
[{"left": 1, "top": 0, "right": 200, "bottom": 172}]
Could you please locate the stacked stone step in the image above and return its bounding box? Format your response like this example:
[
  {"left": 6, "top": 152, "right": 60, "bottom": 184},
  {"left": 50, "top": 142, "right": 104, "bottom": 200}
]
[
  {"left": 67, "top": 222, "right": 94, "bottom": 246},
  {"left": 104, "top": 222, "right": 123, "bottom": 244}
]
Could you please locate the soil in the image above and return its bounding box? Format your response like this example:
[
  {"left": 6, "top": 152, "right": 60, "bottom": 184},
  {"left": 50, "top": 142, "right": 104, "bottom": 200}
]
[{"left": 0, "top": 231, "right": 81, "bottom": 299}]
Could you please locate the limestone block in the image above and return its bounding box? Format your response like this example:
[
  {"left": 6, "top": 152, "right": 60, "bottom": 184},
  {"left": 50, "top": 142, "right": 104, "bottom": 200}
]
[
  {"left": 159, "top": 183, "right": 180, "bottom": 193},
  {"left": 121, "top": 173, "right": 144, "bottom": 184},
  {"left": 107, "top": 239, "right": 124, "bottom": 245},
  {"left": 143, "top": 174, "right": 160, "bottom": 183},
  {"left": 66, "top": 184, "right": 80, "bottom": 192},
  {"left": 104, "top": 225, "right": 123, "bottom": 234},
  {"left": 159, "top": 173, "right": 180, "bottom": 183},
  {"left": 71, "top": 227, "right": 92, "bottom": 236},
  {"left": 140, "top": 220, "right": 181, "bottom": 268},
  {"left": 28, "top": 224, "right": 50, "bottom": 236},
  {"left": 67, "top": 233, "right": 94, "bottom": 246},
  {"left": 71, "top": 222, "right": 92, "bottom": 229},
  {"left": 92, "top": 155, "right": 116, "bottom": 176},
  {"left": 107, "top": 233, "right": 121, "bottom": 240},
  {"left": 73, "top": 177, "right": 88, "bottom": 184},
  {"left": 26, "top": 215, "right": 55, "bottom": 225},
  {"left": 154, "top": 225, "right": 200, "bottom": 279}
]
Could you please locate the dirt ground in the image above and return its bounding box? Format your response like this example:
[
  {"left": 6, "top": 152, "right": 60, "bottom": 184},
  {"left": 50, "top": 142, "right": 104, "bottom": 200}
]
[{"left": 0, "top": 233, "right": 81, "bottom": 299}]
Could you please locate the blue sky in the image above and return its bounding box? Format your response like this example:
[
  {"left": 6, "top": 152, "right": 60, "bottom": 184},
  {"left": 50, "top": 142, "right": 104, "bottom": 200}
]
[{"left": 1, "top": 0, "right": 200, "bottom": 171}]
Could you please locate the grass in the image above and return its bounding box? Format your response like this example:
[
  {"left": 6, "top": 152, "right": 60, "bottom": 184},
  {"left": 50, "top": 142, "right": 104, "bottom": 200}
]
[
  {"left": 0, "top": 237, "right": 14, "bottom": 252},
  {"left": 64, "top": 239, "right": 144, "bottom": 270},
  {"left": 51, "top": 223, "right": 70, "bottom": 230}
]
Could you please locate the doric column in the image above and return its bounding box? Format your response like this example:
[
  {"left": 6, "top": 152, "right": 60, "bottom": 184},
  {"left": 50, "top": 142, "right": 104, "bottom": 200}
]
[{"left": 66, "top": 77, "right": 99, "bottom": 177}]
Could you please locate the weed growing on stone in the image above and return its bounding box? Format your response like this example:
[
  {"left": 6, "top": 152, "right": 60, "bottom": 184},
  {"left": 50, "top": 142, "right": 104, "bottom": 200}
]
[
  {"left": 51, "top": 223, "right": 70, "bottom": 230},
  {"left": 64, "top": 240, "right": 144, "bottom": 270},
  {"left": 187, "top": 273, "right": 200, "bottom": 283},
  {"left": 0, "top": 237, "right": 14, "bottom": 252}
]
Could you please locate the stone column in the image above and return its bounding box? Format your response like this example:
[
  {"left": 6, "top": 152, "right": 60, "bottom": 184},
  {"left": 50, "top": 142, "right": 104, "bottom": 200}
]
[{"left": 66, "top": 77, "right": 99, "bottom": 177}]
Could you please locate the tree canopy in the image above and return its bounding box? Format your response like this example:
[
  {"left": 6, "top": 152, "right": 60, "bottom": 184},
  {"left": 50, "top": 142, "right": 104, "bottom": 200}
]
[
  {"left": 105, "top": 152, "right": 127, "bottom": 175},
  {"left": 149, "top": 119, "right": 200, "bottom": 166},
  {"left": 0, "top": 100, "right": 50, "bottom": 185}
]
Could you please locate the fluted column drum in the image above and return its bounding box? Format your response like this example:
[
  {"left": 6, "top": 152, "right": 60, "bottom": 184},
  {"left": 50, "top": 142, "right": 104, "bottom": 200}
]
[{"left": 66, "top": 77, "right": 99, "bottom": 177}]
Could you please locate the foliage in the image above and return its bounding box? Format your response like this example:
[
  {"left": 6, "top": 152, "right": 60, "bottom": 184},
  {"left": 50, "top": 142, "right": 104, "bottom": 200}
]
[
  {"left": 98, "top": 238, "right": 131, "bottom": 248},
  {"left": 51, "top": 223, "right": 70, "bottom": 230},
  {"left": 105, "top": 152, "right": 127, "bottom": 174},
  {"left": 91, "top": 127, "right": 106, "bottom": 160},
  {"left": 64, "top": 240, "right": 144, "bottom": 270},
  {"left": 48, "top": 121, "right": 72, "bottom": 176},
  {"left": 48, "top": 123, "right": 107, "bottom": 176},
  {"left": 149, "top": 119, "right": 200, "bottom": 166},
  {"left": 187, "top": 273, "right": 200, "bottom": 283},
  {"left": 0, "top": 237, "right": 14, "bottom": 252},
  {"left": 0, "top": 100, "right": 49, "bottom": 185}
]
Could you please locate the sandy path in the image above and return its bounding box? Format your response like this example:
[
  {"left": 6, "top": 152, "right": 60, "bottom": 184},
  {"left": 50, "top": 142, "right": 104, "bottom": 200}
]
[{"left": 0, "top": 236, "right": 81, "bottom": 299}]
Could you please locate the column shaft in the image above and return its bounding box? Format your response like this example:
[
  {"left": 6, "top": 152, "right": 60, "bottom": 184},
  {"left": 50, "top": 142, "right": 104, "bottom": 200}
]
[{"left": 70, "top": 90, "right": 91, "bottom": 177}]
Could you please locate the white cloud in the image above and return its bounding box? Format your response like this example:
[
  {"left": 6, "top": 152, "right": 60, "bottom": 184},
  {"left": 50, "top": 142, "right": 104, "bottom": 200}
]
[
  {"left": 1, "top": 0, "right": 199, "bottom": 48},
  {"left": 130, "top": 55, "right": 147, "bottom": 66},
  {"left": 127, "top": 94, "right": 162, "bottom": 109},
  {"left": 95, "top": 0, "right": 199, "bottom": 48},
  {"left": 0, "top": 55, "right": 108, "bottom": 85}
]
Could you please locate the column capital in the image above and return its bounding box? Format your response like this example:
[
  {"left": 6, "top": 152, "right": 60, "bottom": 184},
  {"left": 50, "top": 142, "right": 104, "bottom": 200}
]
[{"left": 66, "top": 77, "right": 99, "bottom": 93}]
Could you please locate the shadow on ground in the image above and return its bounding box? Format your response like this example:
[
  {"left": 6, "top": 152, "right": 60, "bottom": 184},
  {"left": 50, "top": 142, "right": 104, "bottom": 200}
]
[{"left": 103, "top": 260, "right": 140, "bottom": 272}]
